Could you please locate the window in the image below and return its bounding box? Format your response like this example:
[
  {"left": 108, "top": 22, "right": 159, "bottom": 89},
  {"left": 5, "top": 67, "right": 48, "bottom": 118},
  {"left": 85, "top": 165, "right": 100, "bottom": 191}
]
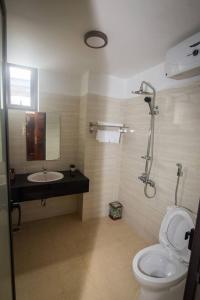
[{"left": 7, "top": 64, "right": 38, "bottom": 110}]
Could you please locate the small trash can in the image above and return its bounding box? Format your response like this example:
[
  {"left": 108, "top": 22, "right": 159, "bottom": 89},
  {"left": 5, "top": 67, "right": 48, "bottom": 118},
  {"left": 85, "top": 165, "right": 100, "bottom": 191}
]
[{"left": 109, "top": 201, "right": 123, "bottom": 220}]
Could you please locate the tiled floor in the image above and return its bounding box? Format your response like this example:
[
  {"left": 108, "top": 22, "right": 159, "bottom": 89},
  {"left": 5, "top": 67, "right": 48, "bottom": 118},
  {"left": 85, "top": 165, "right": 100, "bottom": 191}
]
[{"left": 13, "top": 214, "right": 149, "bottom": 300}]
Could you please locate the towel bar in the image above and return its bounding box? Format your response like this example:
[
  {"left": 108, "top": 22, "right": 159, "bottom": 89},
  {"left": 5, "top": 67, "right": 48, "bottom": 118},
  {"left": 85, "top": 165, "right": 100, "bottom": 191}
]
[{"left": 89, "top": 122, "right": 130, "bottom": 133}]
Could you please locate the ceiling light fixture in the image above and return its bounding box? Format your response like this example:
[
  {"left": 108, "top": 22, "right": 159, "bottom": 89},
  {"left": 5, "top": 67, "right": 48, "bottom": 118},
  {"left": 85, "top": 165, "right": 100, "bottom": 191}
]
[{"left": 84, "top": 30, "right": 108, "bottom": 49}]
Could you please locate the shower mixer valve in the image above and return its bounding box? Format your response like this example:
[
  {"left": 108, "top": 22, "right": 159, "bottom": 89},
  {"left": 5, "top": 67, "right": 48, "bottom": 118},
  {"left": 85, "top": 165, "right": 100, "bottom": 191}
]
[
  {"left": 138, "top": 174, "right": 155, "bottom": 187},
  {"left": 149, "top": 106, "right": 159, "bottom": 115},
  {"left": 141, "top": 155, "right": 151, "bottom": 160},
  {"left": 138, "top": 174, "right": 147, "bottom": 183},
  {"left": 153, "top": 106, "right": 159, "bottom": 115}
]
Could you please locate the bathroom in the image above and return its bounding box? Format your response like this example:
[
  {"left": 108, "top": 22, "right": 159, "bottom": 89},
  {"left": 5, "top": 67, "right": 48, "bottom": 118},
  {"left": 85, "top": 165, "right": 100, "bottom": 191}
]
[{"left": 0, "top": 0, "right": 200, "bottom": 299}]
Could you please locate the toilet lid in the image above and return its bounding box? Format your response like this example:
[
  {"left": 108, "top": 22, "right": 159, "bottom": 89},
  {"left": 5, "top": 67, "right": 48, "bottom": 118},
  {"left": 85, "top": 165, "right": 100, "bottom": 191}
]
[{"left": 159, "top": 207, "right": 194, "bottom": 263}]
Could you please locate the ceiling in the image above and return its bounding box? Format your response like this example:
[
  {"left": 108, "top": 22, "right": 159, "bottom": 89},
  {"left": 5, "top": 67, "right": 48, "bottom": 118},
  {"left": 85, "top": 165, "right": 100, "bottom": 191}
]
[{"left": 6, "top": 0, "right": 200, "bottom": 78}]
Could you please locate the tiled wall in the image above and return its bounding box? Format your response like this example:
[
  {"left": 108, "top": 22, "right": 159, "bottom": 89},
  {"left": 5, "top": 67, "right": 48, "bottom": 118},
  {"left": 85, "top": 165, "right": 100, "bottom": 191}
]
[
  {"left": 77, "top": 95, "right": 87, "bottom": 173},
  {"left": 9, "top": 92, "right": 123, "bottom": 222},
  {"left": 9, "top": 92, "right": 80, "bottom": 222},
  {"left": 79, "top": 94, "right": 123, "bottom": 220},
  {"left": 9, "top": 81, "right": 200, "bottom": 234},
  {"left": 119, "top": 82, "right": 200, "bottom": 242},
  {"left": 8, "top": 93, "right": 80, "bottom": 173}
]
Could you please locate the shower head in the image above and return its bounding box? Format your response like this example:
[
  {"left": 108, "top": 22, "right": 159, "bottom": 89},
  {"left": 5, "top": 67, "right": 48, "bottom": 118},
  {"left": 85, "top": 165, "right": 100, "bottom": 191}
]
[
  {"left": 132, "top": 81, "right": 155, "bottom": 96},
  {"left": 134, "top": 89, "right": 153, "bottom": 96}
]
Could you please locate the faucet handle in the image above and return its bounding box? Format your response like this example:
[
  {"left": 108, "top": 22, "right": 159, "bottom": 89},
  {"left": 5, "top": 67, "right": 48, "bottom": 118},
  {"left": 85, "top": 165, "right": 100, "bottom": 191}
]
[
  {"left": 141, "top": 155, "right": 151, "bottom": 160},
  {"left": 42, "top": 167, "right": 47, "bottom": 174}
]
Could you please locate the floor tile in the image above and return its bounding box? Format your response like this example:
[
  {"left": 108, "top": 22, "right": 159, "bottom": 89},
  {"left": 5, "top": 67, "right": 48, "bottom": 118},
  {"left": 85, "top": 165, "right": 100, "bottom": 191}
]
[{"left": 13, "top": 214, "right": 148, "bottom": 300}]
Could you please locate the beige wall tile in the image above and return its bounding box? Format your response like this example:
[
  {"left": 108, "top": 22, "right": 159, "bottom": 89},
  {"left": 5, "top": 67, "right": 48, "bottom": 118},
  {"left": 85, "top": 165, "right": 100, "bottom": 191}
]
[
  {"left": 119, "top": 82, "right": 200, "bottom": 242},
  {"left": 8, "top": 93, "right": 80, "bottom": 221},
  {"left": 9, "top": 81, "right": 200, "bottom": 236},
  {"left": 79, "top": 94, "right": 123, "bottom": 220}
]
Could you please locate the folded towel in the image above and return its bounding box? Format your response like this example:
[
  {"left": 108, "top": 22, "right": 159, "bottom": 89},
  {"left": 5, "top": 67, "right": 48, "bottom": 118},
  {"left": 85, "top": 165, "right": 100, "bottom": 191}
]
[
  {"left": 108, "top": 130, "right": 121, "bottom": 143},
  {"left": 96, "top": 129, "right": 121, "bottom": 144},
  {"left": 96, "top": 130, "right": 109, "bottom": 143}
]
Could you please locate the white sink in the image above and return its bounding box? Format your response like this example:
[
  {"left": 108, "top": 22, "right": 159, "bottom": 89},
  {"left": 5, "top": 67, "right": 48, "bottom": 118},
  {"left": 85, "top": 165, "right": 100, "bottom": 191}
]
[{"left": 27, "top": 171, "right": 64, "bottom": 183}]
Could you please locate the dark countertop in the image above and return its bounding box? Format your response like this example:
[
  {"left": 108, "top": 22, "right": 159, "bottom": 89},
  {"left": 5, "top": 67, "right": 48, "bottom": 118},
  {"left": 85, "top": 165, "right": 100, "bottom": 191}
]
[
  {"left": 11, "top": 170, "right": 90, "bottom": 202},
  {"left": 11, "top": 170, "right": 89, "bottom": 189}
]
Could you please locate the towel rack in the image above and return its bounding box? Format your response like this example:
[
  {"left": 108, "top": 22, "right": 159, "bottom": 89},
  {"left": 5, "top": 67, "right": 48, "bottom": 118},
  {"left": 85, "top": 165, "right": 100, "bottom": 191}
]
[{"left": 89, "top": 122, "right": 129, "bottom": 133}]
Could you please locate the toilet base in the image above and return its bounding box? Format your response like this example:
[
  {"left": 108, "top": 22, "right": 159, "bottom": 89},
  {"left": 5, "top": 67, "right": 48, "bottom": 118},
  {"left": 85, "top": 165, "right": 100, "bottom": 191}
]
[{"left": 138, "top": 279, "right": 185, "bottom": 300}]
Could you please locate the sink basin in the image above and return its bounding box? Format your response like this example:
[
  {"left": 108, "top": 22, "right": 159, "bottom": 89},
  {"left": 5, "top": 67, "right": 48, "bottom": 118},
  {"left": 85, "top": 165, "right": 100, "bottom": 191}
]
[{"left": 27, "top": 171, "right": 64, "bottom": 183}]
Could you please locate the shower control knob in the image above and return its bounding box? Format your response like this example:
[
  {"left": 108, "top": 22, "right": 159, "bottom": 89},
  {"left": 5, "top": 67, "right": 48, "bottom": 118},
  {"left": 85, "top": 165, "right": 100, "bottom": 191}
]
[
  {"left": 187, "top": 49, "right": 199, "bottom": 57},
  {"left": 153, "top": 106, "right": 159, "bottom": 115},
  {"left": 193, "top": 49, "right": 199, "bottom": 56}
]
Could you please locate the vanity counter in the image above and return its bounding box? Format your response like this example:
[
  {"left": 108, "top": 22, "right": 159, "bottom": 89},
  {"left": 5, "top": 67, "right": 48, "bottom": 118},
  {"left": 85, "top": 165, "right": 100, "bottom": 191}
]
[{"left": 11, "top": 170, "right": 89, "bottom": 202}]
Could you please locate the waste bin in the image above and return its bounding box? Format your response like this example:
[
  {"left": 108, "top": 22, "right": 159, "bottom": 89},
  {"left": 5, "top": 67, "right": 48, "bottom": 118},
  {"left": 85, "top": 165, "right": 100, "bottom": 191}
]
[{"left": 109, "top": 201, "right": 123, "bottom": 220}]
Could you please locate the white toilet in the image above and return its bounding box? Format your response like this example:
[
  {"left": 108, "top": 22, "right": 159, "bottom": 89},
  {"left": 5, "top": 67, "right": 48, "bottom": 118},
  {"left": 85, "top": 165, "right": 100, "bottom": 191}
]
[{"left": 132, "top": 206, "right": 194, "bottom": 300}]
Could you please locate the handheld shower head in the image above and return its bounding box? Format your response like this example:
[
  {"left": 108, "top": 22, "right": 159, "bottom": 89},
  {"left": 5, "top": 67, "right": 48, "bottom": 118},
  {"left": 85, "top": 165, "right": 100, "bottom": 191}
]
[
  {"left": 144, "top": 97, "right": 151, "bottom": 103},
  {"left": 176, "top": 163, "right": 182, "bottom": 168},
  {"left": 144, "top": 97, "right": 154, "bottom": 115},
  {"left": 176, "top": 163, "right": 183, "bottom": 177}
]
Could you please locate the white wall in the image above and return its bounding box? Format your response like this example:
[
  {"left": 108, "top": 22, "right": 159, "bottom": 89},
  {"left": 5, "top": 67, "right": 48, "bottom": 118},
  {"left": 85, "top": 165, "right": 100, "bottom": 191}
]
[
  {"left": 39, "top": 69, "right": 82, "bottom": 97},
  {"left": 125, "top": 63, "right": 200, "bottom": 98},
  {"left": 87, "top": 73, "right": 127, "bottom": 99},
  {"left": 81, "top": 63, "right": 200, "bottom": 99},
  {"left": 11, "top": 62, "right": 199, "bottom": 100}
]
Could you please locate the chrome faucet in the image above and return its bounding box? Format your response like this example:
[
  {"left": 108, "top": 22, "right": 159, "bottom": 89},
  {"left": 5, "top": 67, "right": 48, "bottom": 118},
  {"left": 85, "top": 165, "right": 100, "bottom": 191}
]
[{"left": 42, "top": 167, "right": 47, "bottom": 174}]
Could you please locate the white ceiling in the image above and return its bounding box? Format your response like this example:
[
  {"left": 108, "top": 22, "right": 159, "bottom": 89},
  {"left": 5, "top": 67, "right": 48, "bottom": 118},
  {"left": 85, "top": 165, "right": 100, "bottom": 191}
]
[{"left": 6, "top": 0, "right": 200, "bottom": 78}]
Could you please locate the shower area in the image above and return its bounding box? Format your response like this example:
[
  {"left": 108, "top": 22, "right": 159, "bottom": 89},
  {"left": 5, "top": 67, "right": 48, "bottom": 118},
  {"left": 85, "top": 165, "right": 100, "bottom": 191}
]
[
  {"left": 119, "top": 82, "right": 200, "bottom": 242},
  {"left": 133, "top": 81, "right": 159, "bottom": 199}
]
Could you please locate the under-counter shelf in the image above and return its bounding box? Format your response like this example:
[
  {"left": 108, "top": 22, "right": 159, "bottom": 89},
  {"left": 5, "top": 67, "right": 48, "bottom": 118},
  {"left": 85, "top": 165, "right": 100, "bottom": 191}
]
[{"left": 11, "top": 170, "right": 89, "bottom": 203}]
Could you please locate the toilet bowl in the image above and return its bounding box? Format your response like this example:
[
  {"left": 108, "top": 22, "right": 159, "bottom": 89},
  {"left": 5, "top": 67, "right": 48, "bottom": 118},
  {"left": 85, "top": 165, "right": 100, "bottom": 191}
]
[{"left": 132, "top": 206, "right": 194, "bottom": 300}]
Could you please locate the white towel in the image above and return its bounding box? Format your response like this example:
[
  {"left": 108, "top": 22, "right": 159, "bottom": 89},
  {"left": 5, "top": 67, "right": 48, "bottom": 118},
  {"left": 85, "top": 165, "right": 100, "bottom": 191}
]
[
  {"left": 96, "top": 130, "right": 109, "bottom": 143},
  {"left": 108, "top": 130, "right": 121, "bottom": 143},
  {"left": 96, "top": 130, "right": 121, "bottom": 144}
]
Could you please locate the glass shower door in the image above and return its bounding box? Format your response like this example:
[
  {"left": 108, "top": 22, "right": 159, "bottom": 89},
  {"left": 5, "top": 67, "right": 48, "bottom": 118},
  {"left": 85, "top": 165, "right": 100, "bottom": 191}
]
[{"left": 0, "top": 1, "right": 15, "bottom": 299}]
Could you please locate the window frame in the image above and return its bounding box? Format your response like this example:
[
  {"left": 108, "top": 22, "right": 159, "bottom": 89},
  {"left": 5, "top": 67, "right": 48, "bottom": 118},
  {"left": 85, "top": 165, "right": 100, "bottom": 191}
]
[{"left": 7, "top": 63, "right": 38, "bottom": 111}]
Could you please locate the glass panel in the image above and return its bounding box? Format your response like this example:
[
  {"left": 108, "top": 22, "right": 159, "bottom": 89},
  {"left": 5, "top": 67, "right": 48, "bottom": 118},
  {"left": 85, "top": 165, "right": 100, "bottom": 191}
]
[
  {"left": 9, "top": 66, "right": 31, "bottom": 107},
  {"left": 0, "top": 4, "right": 14, "bottom": 300}
]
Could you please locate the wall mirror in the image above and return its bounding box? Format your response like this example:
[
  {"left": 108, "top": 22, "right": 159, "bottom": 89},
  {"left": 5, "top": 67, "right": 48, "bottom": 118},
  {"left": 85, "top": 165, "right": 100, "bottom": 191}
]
[{"left": 26, "top": 112, "right": 60, "bottom": 161}]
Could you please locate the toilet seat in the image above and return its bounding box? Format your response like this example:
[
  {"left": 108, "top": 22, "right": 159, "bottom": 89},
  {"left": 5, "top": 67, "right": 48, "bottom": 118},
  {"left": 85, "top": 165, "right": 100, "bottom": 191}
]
[
  {"left": 133, "top": 244, "right": 188, "bottom": 289},
  {"left": 132, "top": 207, "right": 194, "bottom": 290},
  {"left": 139, "top": 249, "right": 176, "bottom": 278}
]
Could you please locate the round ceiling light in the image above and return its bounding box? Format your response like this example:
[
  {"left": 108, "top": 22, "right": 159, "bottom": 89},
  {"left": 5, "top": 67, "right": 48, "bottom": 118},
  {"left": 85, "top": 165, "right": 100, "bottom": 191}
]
[{"left": 84, "top": 31, "right": 108, "bottom": 49}]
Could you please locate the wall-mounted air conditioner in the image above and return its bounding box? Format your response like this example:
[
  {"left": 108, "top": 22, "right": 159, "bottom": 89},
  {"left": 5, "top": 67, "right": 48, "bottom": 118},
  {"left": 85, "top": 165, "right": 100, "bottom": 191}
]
[{"left": 165, "top": 32, "right": 200, "bottom": 80}]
